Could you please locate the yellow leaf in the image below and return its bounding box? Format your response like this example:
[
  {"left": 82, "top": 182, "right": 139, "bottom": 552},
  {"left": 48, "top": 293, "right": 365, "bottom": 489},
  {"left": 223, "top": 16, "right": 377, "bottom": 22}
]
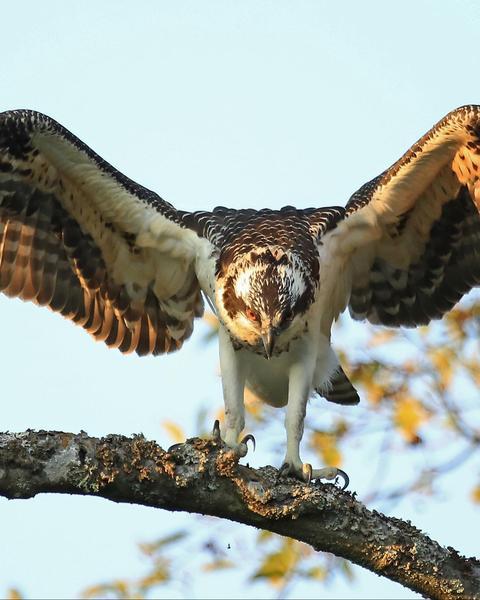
[
  {"left": 244, "top": 387, "right": 264, "bottom": 419},
  {"left": 429, "top": 348, "right": 454, "bottom": 389},
  {"left": 82, "top": 585, "right": 108, "bottom": 599},
  {"left": 257, "top": 530, "right": 273, "bottom": 543},
  {"left": 367, "top": 382, "right": 387, "bottom": 405},
  {"left": 368, "top": 330, "right": 396, "bottom": 347},
  {"left": 306, "top": 566, "right": 326, "bottom": 580},
  {"left": 202, "top": 559, "right": 234, "bottom": 572},
  {"left": 82, "top": 581, "right": 130, "bottom": 599},
  {"left": 445, "top": 307, "right": 470, "bottom": 340},
  {"left": 161, "top": 420, "right": 185, "bottom": 443},
  {"left": 253, "top": 541, "right": 298, "bottom": 585},
  {"left": 464, "top": 359, "right": 480, "bottom": 386},
  {"left": 7, "top": 590, "right": 22, "bottom": 600},
  {"left": 139, "top": 531, "right": 187, "bottom": 556},
  {"left": 310, "top": 432, "right": 342, "bottom": 467},
  {"left": 403, "top": 361, "right": 418, "bottom": 374},
  {"left": 138, "top": 564, "right": 169, "bottom": 590},
  {"left": 394, "top": 396, "right": 429, "bottom": 443},
  {"left": 471, "top": 486, "right": 480, "bottom": 504}
]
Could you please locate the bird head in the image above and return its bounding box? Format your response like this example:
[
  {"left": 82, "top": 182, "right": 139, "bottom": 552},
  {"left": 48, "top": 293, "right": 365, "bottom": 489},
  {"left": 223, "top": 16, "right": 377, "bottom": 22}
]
[{"left": 216, "top": 246, "right": 317, "bottom": 357}]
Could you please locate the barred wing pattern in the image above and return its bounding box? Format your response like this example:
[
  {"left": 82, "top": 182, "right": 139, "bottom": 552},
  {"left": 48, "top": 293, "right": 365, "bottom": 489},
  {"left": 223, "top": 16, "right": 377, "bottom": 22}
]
[
  {"left": 0, "top": 110, "right": 205, "bottom": 355},
  {"left": 2, "top": 106, "right": 478, "bottom": 362},
  {"left": 334, "top": 105, "right": 480, "bottom": 327}
]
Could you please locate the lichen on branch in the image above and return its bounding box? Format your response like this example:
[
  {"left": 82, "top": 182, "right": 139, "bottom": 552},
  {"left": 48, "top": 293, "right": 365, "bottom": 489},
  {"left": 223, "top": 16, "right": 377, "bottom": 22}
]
[{"left": 0, "top": 430, "right": 479, "bottom": 600}]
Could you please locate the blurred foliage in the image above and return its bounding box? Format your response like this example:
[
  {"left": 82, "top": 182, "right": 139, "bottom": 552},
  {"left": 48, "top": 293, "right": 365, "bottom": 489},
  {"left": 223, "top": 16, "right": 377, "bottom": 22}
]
[
  {"left": 82, "top": 533, "right": 186, "bottom": 599},
  {"left": 80, "top": 296, "right": 480, "bottom": 598},
  {"left": 161, "top": 420, "right": 185, "bottom": 444},
  {"left": 15, "top": 297, "right": 477, "bottom": 599}
]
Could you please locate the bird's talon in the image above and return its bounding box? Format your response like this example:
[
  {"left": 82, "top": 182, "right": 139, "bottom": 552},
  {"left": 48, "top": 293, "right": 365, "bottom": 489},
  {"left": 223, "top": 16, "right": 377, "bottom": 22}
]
[
  {"left": 167, "top": 443, "right": 183, "bottom": 453},
  {"left": 212, "top": 419, "right": 221, "bottom": 441},
  {"left": 302, "top": 463, "right": 313, "bottom": 484},
  {"left": 312, "top": 467, "right": 350, "bottom": 490},
  {"left": 277, "top": 461, "right": 350, "bottom": 489},
  {"left": 240, "top": 433, "right": 256, "bottom": 452},
  {"left": 277, "top": 462, "right": 291, "bottom": 481},
  {"left": 335, "top": 468, "right": 350, "bottom": 491}
]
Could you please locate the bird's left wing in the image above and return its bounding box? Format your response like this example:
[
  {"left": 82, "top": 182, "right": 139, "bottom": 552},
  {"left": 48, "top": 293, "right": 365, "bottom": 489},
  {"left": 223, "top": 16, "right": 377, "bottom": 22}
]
[
  {"left": 320, "top": 105, "right": 480, "bottom": 327},
  {"left": 0, "top": 110, "right": 211, "bottom": 355}
]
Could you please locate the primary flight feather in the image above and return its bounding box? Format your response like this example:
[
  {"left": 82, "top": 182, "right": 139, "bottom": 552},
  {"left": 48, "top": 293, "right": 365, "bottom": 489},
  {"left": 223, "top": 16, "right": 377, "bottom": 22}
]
[{"left": 1, "top": 106, "right": 479, "bottom": 485}]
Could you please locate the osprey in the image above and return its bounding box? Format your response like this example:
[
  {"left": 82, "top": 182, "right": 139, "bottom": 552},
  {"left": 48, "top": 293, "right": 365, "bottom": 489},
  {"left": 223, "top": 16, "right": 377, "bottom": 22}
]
[{"left": 1, "top": 106, "right": 479, "bottom": 487}]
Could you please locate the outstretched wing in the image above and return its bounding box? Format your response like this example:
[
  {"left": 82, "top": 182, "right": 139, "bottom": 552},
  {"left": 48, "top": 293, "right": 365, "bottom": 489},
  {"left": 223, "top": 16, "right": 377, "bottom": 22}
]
[
  {"left": 321, "top": 105, "right": 480, "bottom": 327},
  {"left": 0, "top": 110, "right": 209, "bottom": 355}
]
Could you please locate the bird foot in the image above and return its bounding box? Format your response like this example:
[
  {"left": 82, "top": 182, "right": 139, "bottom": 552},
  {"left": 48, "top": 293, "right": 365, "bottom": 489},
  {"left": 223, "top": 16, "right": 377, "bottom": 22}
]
[
  {"left": 211, "top": 419, "right": 256, "bottom": 457},
  {"left": 211, "top": 419, "right": 222, "bottom": 441},
  {"left": 277, "top": 461, "right": 349, "bottom": 490}
]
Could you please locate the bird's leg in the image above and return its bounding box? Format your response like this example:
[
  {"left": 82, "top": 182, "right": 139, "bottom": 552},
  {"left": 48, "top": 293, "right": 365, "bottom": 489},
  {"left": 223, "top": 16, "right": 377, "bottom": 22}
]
[
  {"left": 217, "top": 327, "right": 254, "bottom": 457},
  {"left": 280, "top": 359, "right": 310, "bottom": 476},
  {"left": 279, "top": 359, "right": 349, "bottom": 489}
]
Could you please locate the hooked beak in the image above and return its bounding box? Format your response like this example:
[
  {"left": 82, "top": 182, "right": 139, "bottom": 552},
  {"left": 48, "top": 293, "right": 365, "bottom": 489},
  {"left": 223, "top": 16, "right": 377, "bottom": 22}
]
[{"left": 261, "top": 328, "right": 275, "bottom": 359}]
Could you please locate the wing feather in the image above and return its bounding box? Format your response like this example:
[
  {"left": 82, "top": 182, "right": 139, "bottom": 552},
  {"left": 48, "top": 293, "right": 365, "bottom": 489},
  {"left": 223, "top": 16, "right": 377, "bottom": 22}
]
[
  {"left": 0, "top": 110, "right": 210, "bottom": 355},
  {"left": 323, "top": 105, "right": 480, "bottom": 327}
]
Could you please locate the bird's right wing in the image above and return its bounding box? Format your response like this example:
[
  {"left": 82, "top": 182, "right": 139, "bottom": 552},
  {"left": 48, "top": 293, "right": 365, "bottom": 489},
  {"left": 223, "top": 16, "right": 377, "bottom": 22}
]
[
  {"left": 318, "top": 105, "right": 480, "bottom": 330},
  {"left": 0, "top": 110, "right": 213, "bottom": 355}
]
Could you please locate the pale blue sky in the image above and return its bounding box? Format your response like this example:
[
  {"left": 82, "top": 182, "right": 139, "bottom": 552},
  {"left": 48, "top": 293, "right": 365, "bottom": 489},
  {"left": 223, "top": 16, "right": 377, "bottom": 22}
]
[{"left": 1, "top": 2, "right": 479, "bottom": 598}]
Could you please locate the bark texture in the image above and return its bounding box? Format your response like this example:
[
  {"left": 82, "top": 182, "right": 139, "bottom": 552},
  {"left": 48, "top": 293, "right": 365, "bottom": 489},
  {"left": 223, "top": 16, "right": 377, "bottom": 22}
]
[{"left": 0, "top": 430, "right": 478, "bottom": 599}]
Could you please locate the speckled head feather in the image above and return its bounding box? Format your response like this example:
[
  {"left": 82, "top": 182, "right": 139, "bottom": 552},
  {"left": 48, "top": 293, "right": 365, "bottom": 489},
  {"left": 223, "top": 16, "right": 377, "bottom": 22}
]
[
  {"left": 209, "top": 208, "right": 343, "bottom": 351},
  {"left": 221, "top": 246, "right": 315, "bottom": 325}
]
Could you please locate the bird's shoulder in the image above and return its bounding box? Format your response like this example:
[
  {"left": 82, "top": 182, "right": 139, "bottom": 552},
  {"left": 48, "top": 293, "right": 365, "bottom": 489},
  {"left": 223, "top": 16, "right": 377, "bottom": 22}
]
[{"left": 183, "top": 205, "right": 344, "bottom": 256}]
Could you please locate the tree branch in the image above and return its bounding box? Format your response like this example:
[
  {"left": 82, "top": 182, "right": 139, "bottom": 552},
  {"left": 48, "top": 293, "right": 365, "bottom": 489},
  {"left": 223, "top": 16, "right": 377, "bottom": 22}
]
[{"left": 0, "top": 430, "right": 478, "bottom": 599}]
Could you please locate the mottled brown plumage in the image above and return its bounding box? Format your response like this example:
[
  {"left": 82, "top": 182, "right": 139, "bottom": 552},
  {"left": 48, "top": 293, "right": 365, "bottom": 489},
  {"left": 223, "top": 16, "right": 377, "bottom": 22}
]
[
  {"left": 0, "top": 110, "right": 202, "bottom": 356},
  {"left": 1, "top": 105, "right": 480, "bottom": 485},
  {"left": 344, "top": 105, "right": 480, "bottom": 328}
]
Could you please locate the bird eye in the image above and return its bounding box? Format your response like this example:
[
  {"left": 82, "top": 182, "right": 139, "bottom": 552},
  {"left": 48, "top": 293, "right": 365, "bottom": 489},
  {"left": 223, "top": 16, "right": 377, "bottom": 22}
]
[{"left": 245, "top": 307, "right": 258, "bottom": 322}]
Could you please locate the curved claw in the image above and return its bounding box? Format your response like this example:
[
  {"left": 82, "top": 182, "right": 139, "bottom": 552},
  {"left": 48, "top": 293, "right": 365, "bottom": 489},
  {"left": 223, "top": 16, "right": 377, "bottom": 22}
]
[
  {"left": 167, "top": 443, "right": 183, "bottom": 453},
  {"left": 276, "top": 462, "right": 347, "bottom": 488},
  {"left": 335, "top": 468, "right": 350, "bottom": 491},
  {"left": 240, "top": 433, "right": 256, "bottom": 452},
  {"left": 277, "top": 462, "right": 291, "bottom": 481},
  {"left": 212, "top": 419, "right": 221, "bottom": 441},
  {"left": 302, "top": 463, "right": 313, "bottom": 484}
]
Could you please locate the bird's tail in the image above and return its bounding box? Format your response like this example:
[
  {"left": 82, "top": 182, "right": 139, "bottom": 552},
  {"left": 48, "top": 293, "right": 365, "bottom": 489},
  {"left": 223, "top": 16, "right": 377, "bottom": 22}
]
[{"left": 317, "top": 365, "right": 360, "bottom": 405}]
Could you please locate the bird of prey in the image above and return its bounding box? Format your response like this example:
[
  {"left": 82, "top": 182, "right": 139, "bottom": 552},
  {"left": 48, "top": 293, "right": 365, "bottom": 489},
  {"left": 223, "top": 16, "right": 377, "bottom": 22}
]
[{"left": 1, "top": 106, "right": 479, "bottom": 488}]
